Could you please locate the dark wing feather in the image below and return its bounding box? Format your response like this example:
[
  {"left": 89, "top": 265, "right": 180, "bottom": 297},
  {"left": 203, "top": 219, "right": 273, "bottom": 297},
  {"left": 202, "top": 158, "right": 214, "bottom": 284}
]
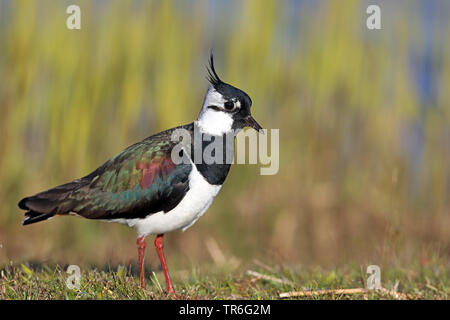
[{"left": 19, "top": 123, "right": 194, "bottom": 224}]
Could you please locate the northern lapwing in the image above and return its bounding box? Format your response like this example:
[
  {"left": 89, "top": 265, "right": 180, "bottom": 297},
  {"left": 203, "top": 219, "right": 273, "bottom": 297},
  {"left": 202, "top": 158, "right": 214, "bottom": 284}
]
[{"left": 18, "top": 54, "right": 262, "bottom": 295}]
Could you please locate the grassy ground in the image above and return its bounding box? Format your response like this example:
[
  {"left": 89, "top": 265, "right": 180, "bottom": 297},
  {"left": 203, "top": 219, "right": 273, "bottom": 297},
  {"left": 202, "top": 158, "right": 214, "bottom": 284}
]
[{"left": 0, "top": 261, "right": 448, "bottom": 300}]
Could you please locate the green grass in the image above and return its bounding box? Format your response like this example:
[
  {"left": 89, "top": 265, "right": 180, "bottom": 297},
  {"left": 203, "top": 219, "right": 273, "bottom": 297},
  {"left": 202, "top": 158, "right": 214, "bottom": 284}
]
[{"left": 1, "top": 262, "right": 448, "bottom": 299}]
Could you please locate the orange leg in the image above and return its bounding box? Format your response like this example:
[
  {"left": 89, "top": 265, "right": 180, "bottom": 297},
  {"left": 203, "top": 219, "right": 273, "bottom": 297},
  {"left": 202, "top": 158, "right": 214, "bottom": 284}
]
[
  {"left": 154, "top": 234, "right": 175, "bottom": 295},
  {"left": 137, "top": 235, "right": 146, "bottom": 289}
]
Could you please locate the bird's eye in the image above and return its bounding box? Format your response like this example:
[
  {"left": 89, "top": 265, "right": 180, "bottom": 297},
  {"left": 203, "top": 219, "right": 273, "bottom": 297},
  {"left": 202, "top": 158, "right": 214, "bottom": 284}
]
[{"left": 224, "top": 101, "right": 234, "bottom": 110}]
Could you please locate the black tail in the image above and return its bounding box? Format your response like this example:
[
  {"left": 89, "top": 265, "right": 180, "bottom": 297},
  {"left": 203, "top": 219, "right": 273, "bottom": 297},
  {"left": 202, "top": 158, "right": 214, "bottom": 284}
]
[
  {"left": 22, "top": 211, "right": 55, "bottom": 225},
  {"left": 18, "top": 179, "right": 88, "bottom": 225}
]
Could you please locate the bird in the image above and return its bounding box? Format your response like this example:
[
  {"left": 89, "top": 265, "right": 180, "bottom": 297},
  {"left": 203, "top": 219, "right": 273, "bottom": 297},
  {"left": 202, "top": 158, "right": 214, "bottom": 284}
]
[{"left": 17, "top": 54, "right": 262, "bottom": 295}]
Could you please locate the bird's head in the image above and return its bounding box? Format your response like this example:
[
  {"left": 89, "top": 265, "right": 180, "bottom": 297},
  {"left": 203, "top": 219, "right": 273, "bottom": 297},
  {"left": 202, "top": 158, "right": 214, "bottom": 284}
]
[{"left": 196, "top": 54, "right": 262, "bottom": 136}]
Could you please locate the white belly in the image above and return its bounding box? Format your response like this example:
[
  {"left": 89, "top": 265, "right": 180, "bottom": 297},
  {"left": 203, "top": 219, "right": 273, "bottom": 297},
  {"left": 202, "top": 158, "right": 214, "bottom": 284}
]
[{"left": 112, "top": 164, "right": 222, "bottom": 236}]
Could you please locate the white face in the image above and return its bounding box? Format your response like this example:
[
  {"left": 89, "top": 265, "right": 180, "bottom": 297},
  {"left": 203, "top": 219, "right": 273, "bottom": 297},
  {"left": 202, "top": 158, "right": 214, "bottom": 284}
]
[{"left": 196, "top": 85, "right": 239, "bottom": 136}]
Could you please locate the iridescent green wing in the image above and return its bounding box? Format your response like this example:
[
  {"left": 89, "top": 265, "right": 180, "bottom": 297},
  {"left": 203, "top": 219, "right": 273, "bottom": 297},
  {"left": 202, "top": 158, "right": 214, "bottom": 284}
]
[{"left": 69, "top": 125, "right": 193, "bottom": 219}]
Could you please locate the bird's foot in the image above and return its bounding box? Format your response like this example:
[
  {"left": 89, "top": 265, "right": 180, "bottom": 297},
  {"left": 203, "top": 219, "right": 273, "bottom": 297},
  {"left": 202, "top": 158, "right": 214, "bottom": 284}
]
[{"left": 165, "top": 286, "right": 176, "bottom": 299}]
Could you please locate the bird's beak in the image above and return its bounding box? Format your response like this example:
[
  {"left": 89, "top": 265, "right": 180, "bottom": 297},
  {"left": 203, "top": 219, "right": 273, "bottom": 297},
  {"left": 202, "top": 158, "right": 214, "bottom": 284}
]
[{"left": 244, "top": 115, "right": 263, "bottom": 132}]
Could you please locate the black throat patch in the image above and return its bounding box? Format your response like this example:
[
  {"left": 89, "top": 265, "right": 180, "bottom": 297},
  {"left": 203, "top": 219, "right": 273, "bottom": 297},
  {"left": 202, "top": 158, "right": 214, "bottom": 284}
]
[{"left": 190, "top": 129, "right": 235, "bottom": 185}]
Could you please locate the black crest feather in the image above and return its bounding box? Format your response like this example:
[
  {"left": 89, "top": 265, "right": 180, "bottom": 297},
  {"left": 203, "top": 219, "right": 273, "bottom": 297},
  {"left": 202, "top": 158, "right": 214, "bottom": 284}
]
[{"left": 206, "top": 53, "right": 222, "bottom": 87}]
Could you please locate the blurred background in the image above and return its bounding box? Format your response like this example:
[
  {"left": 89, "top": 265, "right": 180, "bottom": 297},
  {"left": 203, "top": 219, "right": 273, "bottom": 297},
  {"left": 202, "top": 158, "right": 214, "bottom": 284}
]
[{"left": 0, "top": 0, "right": 448, "bottom": 272}]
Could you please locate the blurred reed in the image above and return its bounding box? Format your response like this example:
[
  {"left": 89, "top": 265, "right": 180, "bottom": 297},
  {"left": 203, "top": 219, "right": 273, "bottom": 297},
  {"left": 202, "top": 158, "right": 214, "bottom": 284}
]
[{"left": 0, "top": 0, "right": 448, "bottom": 269}]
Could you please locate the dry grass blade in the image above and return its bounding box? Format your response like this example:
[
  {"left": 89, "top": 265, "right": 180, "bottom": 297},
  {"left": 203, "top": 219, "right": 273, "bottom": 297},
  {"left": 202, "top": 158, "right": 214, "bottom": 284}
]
[
  {"left": 280, "top": 288, "right": 412, "bottom": 300},
  {"left": 280, "top": 288, "right": 367, "bottom": 298},
  {"left": 205, "top": 237, "right": 226, "bottom": 265},
  {"left": 151, "top": 271, "right": 163, "bottom": 293},
  {"left": 247, "top": 270, "right": 292, "bottom": 285},
  {"left": 252, "top": 259, "right": 277, "bottom": 273}
]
